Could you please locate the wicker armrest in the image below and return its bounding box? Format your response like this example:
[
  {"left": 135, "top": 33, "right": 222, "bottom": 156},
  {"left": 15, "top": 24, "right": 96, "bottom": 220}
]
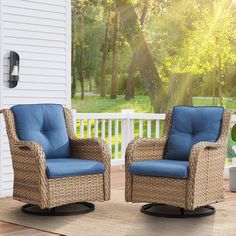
[
  {"left": 70, "top": 138, "right": 111, "bottom": 163},
  {"left": 188, "top": 141, "right": 226, "bottom": 176},
  {"left": 186, "top": 141, "right": 226, "bottom": 209},
  {"left": 8, "top": 139, "right": 49, "bottom": 207},
  {"left": 9, "top": 140, "right": 47, "bottom": 176},
  {"left": 188, "top": 141, "right": 225, "bottom": 172},
  {"left": 70, "top": 138, "right": 111, "bottom": 200},
  {"left": 12, "top": 140, "right": 46, "bottom": 159},
  {"left": 125, "top": 137, "right": 166, "bottom": 202},
  {"left": 125, "top": 137, "right": 167, "bottom": 164}
]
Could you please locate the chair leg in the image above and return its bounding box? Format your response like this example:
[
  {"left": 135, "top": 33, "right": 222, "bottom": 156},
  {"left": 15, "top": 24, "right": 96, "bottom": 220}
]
[
  {"left": 140, "top": 203, "right": 215, "bottom": 218},
  {"left": 21, "top": 202, "right": 95, "bottom": 216}
]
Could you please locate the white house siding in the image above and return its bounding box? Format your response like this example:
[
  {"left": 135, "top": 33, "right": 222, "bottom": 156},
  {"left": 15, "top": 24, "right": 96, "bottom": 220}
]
[{"left": 0, "top": 0, "right": 71, "bottom": 196}]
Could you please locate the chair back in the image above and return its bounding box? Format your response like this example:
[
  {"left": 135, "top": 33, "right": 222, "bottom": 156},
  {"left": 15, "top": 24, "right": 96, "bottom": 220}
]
[
  {"left": 164, "top": 106, "right": 224, "bottom": 161},
  {"left": 11, "top": 104, "right": 70, "bottom": 158}
]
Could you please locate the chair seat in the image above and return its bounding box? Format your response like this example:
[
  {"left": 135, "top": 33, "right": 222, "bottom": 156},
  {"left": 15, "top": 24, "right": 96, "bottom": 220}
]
[
  {"left": 46, "top": 158, "right": 105, "bottom": 179},
  {"left": 129, "top": 159, "right": 189, "bottom": 179}
]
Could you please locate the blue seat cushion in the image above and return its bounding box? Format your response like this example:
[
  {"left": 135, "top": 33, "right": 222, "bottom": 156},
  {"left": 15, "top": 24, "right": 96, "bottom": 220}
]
[
  {"left": 164, "top": 106, "right": 224, "bottom": 161},
  {"left": 11, "top": 104, "right": 70, "bottom": 158},
  {"left": 46, "top": 158, "right": 105, "bottom": 179},
  {"left": 129, "top": 159, "right": 189, "bottom": 179}
]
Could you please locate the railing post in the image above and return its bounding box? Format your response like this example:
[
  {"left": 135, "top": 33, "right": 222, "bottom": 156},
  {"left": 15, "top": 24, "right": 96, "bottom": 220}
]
[{"left": 121, "top": 109, "right": 134, "bottom": 161}]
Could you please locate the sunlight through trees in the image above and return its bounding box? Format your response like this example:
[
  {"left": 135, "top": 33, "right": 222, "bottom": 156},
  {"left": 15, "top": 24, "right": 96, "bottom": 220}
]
[{"left": 72, "top": 0, "right": 236, "bottom": 112}]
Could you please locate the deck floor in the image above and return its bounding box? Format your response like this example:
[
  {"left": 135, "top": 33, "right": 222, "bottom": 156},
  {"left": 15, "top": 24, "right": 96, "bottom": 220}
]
[{"left": 0, "top": 166, "right": 234, "bottom": 235}]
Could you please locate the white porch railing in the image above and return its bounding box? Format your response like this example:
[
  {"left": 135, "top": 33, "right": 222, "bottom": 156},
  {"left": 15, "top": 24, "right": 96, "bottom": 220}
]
[{"left": 72, "top": 109, "right": 236, "bottom": 166}]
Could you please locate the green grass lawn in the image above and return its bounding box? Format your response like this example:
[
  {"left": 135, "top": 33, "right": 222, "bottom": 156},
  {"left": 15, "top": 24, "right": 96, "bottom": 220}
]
[
  {"left": 72, "top": 95, "right": 152, "bottom": 113},
  {"left": 72, "top": 95, "right": 236, "bottom": 113}
]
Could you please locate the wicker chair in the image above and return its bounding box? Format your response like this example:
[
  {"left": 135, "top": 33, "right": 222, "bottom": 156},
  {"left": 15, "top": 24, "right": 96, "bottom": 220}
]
[
  {"left": 125, "top": 106, "right": 231, "bottom": 218},
  {"left": 1, "top": 104, "right": 110, "bottom": 216}
]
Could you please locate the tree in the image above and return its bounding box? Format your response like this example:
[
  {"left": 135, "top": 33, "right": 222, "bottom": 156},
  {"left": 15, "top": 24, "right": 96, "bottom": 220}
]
[
  {"left": 168, "top": 73, "right": 193, "bottom": 107},
  {"left": 83, "top": 3, "right": 106, "bottom": 92},
  {"left": 100, "top": 3, "right": 111, "bottom": 97},
  {"left": 111, "top": 7, "right": 119, "bottom": 99},
  {"left": 78, "top": 1, "right": 88, "bottom": 100},
  {"left": 125, "top": 2, "right": 148, "bottom": 100},
  {"left": 117, "top": 0, "right": 167, "bottom": 112},
  {"left": 144, "top": 0, "right": 198, "bottom": 108},
  {"left": 147, "top": 0, "right": 236, "bottom": 107},
  {"left": 170, "top": 0, "right": 236, "bottom": 106},
  {"left": 71, "top": 0, "right": 79, "bottom": 98}
]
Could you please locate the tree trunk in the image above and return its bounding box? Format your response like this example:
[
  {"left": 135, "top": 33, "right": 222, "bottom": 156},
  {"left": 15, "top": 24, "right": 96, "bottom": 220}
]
[
  {"left": 125, "top": 5, "right": 148, "bottom": 100},
  {"left": 100, "top": 9, "right": 111, "bottom": 97},
  {"left": 117, "top": 0, "right": 167, "bottom": 112},
  {"left": 71, "top": 0, "right": 78, "bottom": 98},
  {"left": 215, "top": 36, "right": 224, "bottom": 106},
  {"left": 89, "top": 76, "right": 92, "bottom": 92},
  {"left": 125, "top": 54, "right": 137, "bottom": 99},
  {"left": 212, "top": 74, "right": 216, "bottom": 104},
  {"left": 168, "top": 74, "right": 193, "bottom": 108},
  {"left": 79, "top": 3, "right": 87, "bottom": 100},
  {"left": 111, "top": 9, "right": 119, "bottom": 99},
  {"left": 218, "top": 52, "right": 223, "bottom": 106},
  {"left": 218, "top": 80, "right": 223, "bottom": 106}
]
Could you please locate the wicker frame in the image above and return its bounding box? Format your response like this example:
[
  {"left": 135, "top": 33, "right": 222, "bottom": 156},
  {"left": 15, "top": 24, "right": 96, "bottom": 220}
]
[
  {"left": 125, "top": 109, "right": 232, "bottom": 210},
  {"left": 0, "top": 107, "right": 111, "bottom": 209}
]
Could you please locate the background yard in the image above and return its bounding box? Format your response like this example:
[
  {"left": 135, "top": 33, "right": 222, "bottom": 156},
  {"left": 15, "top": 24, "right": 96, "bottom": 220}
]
[{"left": 72, "top": 95, "right": 236, "bottom": 113}]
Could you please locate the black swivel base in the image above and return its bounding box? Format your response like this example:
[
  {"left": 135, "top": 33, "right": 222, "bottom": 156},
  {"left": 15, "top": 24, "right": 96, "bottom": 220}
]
[
  {"left": 141, "top": 203, "right": 215, "bottom": 218},
  {"left": 21, "top": 202, "right": 95, "bottom": 216}
]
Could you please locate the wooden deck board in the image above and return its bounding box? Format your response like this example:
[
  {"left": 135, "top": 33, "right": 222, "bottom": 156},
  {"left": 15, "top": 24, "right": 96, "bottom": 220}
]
[{"left": 0, "top": 166, "right": 234, "bottom": 235}]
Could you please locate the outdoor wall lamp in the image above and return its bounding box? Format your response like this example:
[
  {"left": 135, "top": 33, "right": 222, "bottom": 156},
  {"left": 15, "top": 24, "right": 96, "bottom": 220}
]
[{"left": 9, "top": 51, "right": 20, "bottom": 88}]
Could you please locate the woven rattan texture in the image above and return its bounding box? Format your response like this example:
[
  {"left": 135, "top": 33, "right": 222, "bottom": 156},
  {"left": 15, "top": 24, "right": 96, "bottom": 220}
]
[
  {"left": 48, "top": 174, "right": 104, "bottom": 208},
  {"left": 132, "top": 176, "right": 186, "bottom": 208},
  {"left": 125, "top": 109, "right": 232, "bottom": 210},
  {"left": 1, "top": 107, "right": 111, "bottom": 209}
]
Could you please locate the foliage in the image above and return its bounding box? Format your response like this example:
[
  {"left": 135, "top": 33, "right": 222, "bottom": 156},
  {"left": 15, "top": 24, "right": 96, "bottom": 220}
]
[
  {"left": 232, "top": 124, "right": 236, "bottom": 141},
  {"left": 169, "top": 1, "right": 235, "bottom": 75},
  {"left": 144, "top": 0, "right": 236, "bottom": 98},
  {"left": 228, "top": 126, "right": 236, "bottom": 159},
  {"left": 72, "top": 0, "right": 236, "bottom": 110},
  {"left": 228, "top": 146, "right": 236, "bottom": 159},
  {"left": 77, "top": 3, "right": 105, "bottom": 80}
]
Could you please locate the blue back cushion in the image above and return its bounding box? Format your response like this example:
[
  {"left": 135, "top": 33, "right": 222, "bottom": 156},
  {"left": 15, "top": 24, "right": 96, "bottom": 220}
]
[
  {"left": 11, "top": 104, "right": 70, "bottom": 158},
  {"left": 164, "top": 106, "right": 224, "bottom": 161}
]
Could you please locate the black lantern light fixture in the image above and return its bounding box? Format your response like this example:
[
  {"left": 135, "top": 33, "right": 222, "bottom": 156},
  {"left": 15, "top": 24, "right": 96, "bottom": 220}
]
[{"left": 9, "top": 51, "right": 20, "bottom": 88}]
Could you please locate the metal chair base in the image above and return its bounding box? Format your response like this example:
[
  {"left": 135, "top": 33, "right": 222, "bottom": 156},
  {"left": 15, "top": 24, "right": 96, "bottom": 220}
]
[
  {"left": 21, "top": 202, "right": 95, "bottom": 216},
  {"left": 141, "top": 203, "right": 215, "bottom": 218}
]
